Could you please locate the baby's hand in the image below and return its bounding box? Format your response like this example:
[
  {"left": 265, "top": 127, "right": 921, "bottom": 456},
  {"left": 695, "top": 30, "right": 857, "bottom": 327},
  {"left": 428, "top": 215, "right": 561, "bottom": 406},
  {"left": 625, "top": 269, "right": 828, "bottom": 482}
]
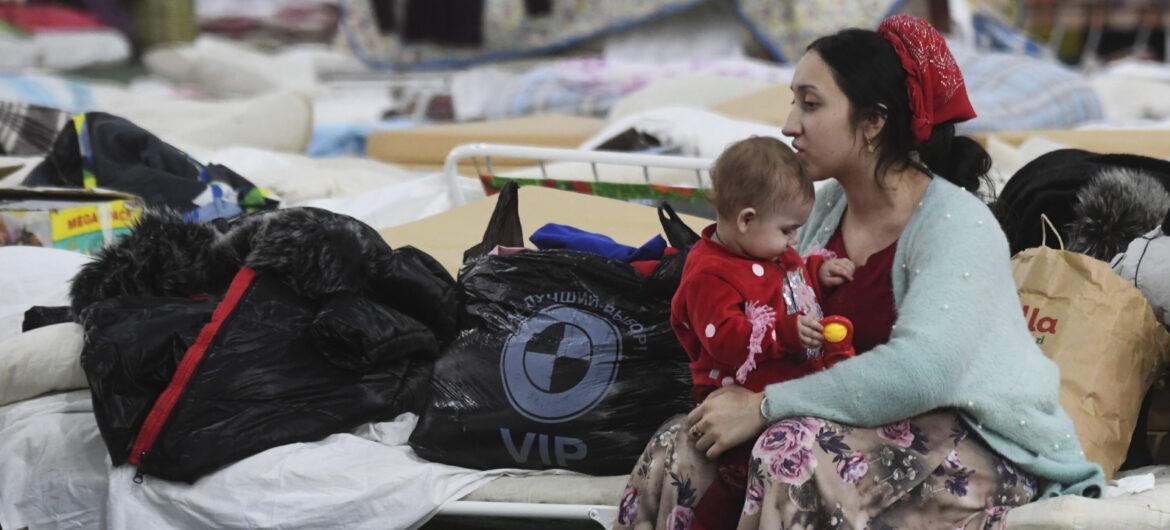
[
  {"left": 819, "top": 258, "right": 855, "bottom": 288},
  {"left": 797, "top": 314, "right": 824, "bottom": 348}
]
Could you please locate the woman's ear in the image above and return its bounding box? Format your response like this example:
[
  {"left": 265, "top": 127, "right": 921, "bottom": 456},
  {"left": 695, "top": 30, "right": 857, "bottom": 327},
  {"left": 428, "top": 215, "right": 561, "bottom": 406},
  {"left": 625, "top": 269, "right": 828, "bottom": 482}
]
[
  {"left": 736, "top": 207, "right": 757, "bottom": 233},
  {"left": 862, "top": 105, "right": 888, "bottom": 146}
]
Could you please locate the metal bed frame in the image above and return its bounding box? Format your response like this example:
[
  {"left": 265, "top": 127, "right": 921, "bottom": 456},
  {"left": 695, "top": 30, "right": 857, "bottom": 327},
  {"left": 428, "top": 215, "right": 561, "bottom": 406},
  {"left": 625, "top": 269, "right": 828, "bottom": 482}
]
[
  {"left": 442, "top": 142, "right": 715, "bottom": 208},
  {"left": 437, "top": 499, "right": 618, "bottom": 529}
]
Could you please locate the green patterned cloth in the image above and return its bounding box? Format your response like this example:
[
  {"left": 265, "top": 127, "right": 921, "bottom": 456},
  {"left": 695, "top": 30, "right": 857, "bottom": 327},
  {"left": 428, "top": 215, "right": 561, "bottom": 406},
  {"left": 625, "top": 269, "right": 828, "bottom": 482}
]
[{"left": 479, "top": 174, "right": 709, "bottom": 203}]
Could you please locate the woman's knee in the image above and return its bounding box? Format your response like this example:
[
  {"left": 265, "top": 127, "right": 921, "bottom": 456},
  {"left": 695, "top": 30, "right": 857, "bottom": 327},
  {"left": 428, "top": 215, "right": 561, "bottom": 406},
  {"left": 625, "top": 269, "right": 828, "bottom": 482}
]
[{"left": 750, "top": 417, "right": 825, "bottom": 484}]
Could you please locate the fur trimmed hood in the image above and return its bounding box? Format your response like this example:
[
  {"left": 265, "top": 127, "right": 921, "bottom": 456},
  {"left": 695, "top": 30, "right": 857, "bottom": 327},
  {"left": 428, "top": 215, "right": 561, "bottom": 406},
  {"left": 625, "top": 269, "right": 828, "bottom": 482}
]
[
  {"left": 1067, "top": 167, "right": 1170, "bottom": 261},
  {"left": 995, "top": 148, "right": 1170, "bottom": 256},
  {"left": 71, "top": 207, "right": 456, "bottom": 342}
]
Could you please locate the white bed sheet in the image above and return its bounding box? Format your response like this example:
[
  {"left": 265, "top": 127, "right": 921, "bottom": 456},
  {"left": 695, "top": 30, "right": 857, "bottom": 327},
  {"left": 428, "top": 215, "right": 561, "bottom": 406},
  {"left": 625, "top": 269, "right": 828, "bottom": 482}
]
[
  {"left": 0, "top": 391, "right": 109, "bottom": 530},
  {"left": 0, "top": 389, "right": 550, "bottom": 530},
  {"left": 105, "top": 413, "right": 498, "bottom": 530},
  {"left": 298, "top": 172, "right": 481, "bottom": 231},
  {"left": 197, "top": 146, "right": 418, "bottom": 207}
]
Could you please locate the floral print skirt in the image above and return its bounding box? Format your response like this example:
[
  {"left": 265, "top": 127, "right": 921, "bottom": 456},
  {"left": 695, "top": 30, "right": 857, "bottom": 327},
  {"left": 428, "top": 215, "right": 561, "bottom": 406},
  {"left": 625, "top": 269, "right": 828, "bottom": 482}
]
[{"left": 615, "top": 410, "right": 1037, "bottom": 530}]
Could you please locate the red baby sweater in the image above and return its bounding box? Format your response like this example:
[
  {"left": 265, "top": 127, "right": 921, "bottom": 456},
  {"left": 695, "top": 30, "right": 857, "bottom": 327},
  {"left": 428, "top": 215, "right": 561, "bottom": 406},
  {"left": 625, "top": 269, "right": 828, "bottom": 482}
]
[{"left": 672, "top": 224, "right": 827, "bottom": 392}]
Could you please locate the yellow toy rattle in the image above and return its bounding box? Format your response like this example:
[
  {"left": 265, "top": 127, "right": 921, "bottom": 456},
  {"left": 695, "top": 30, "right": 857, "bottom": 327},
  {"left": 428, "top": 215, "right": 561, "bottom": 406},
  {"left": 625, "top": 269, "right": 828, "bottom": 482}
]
[{"left": 819, "top": 315, "right": 856, "bottom": 367}]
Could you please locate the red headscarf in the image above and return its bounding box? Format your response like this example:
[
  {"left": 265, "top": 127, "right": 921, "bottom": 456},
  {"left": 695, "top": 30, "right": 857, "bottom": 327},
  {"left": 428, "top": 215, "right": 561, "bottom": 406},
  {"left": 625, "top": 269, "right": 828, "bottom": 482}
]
[{"left": 877, "top": 14, "right": 976, "bottom": 144}]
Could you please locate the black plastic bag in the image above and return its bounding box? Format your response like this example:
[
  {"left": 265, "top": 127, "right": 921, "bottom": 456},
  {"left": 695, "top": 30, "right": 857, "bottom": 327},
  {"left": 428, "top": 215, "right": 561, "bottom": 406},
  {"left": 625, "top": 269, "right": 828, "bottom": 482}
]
[
  {"left": 72, "top": 207, "right": 454, "bottom": 482},
  {"left": 81, "top": 269, "right": 434, "bottom": 483},
  {"left": 409, "top": 183, "right": 695, "bottom": 474}
]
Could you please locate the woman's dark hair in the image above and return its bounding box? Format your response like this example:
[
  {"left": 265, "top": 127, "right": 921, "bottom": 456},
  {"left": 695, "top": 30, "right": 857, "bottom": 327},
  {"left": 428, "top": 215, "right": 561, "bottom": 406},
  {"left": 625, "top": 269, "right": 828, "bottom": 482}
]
[{"left": 806, "top": 29, "right": 992, "bottom": 196}]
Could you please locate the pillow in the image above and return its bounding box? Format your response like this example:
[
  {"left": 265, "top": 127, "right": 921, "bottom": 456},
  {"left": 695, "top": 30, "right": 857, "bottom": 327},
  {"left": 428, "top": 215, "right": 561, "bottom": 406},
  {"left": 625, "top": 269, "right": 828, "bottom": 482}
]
[
  {"left": 0, "top": 322, "right": 86, "bottom": 407},
  {"left": 0, "top": 246, "right": 90, "bottom": 343}
]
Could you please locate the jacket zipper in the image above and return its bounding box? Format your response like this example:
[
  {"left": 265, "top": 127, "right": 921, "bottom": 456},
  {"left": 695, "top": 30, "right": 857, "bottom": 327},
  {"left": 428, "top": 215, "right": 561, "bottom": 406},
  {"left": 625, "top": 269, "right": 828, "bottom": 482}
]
[{"left": 127, "top": 266, "right": 257, "bottom": 474}]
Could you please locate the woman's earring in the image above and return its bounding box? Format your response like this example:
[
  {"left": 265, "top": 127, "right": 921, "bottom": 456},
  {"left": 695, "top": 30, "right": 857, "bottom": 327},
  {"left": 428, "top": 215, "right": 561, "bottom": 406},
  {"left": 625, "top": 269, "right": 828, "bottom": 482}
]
[{"left": 867, "top": 142, "right": 875, "bottom": 153}]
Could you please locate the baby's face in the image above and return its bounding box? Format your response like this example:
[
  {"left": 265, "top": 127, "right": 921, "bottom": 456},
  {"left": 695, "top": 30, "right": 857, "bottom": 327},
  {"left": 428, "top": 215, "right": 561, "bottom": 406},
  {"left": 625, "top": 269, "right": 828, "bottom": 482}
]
[{"left": 737, "top": 198, "right": 811, "bottom": 260}]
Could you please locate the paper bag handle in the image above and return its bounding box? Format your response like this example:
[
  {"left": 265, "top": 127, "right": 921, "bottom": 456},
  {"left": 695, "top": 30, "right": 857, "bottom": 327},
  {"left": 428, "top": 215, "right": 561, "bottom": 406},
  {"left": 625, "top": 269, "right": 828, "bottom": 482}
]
[{"left": 1039, "top": 213, "right": 1066, "bottom": 250}]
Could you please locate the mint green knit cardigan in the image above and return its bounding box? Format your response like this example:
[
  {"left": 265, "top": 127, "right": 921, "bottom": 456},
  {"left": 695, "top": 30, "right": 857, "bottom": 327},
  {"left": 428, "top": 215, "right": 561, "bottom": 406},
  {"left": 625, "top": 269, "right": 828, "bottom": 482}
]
[{"left": 775, "top": 176, "right": 1105, "bottom": 498}]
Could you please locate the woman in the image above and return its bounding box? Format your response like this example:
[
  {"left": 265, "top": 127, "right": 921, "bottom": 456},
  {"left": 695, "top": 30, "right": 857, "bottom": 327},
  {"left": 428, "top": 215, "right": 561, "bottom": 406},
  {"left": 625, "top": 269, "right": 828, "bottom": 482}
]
[{"left": 615, "top": 15, "right": 1104, "bottom": 530}]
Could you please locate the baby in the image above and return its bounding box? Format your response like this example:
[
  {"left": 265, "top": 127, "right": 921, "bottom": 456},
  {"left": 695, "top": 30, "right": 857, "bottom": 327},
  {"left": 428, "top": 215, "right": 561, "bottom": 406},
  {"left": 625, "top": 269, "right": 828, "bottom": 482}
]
[{"left": 671, "top": 136, "right": 855, "bottom": 526}]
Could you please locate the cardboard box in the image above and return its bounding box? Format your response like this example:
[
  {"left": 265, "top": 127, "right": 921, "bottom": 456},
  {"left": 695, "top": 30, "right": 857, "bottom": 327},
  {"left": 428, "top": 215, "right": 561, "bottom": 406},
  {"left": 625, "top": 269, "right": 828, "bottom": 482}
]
[
  {"left": 378, "top": 185, "right": 709, "bottom": 276},
  {"left": 366, "top": 114, "right": 606, "bottom": 173},
  {"left": 0, "top": 188, "right": 142, "bottom": 255}
]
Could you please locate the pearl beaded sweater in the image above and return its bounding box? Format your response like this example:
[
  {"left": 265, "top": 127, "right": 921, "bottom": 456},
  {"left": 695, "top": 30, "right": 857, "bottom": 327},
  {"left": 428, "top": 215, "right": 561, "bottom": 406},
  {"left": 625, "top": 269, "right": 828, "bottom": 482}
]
[{"left": 771, "top": 176, "right": 1105, "bottom": 498}]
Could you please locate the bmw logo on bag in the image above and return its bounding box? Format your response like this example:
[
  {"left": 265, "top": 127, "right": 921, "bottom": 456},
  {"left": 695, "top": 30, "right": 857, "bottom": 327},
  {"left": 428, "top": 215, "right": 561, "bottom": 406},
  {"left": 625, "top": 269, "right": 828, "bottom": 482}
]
[{"left": 501, "top": 304, "right": 622, "bottom": 424}]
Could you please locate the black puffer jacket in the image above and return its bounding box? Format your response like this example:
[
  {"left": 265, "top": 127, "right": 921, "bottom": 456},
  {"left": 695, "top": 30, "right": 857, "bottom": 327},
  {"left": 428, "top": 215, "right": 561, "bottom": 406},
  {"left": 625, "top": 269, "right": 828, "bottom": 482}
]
[
  {"left": 994, "top": 148, "right": 1170, "bottom": 255},
  {"left": 74, "top": 207, "right": 456, "bottom": 483}
]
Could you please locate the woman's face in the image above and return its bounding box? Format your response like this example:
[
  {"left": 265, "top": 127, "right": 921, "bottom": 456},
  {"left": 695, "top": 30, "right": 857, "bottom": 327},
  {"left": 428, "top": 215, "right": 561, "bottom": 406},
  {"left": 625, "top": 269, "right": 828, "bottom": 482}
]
[{"left": 782, "top": 51, "right": 867, "bottom": 182}]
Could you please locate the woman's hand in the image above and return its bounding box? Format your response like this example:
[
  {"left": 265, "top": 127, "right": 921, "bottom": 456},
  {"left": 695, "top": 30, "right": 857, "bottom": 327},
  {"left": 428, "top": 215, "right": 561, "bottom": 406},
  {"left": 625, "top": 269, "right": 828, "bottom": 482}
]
[{"left": 685, "top": 385, "right": 769, "bottom": 459}]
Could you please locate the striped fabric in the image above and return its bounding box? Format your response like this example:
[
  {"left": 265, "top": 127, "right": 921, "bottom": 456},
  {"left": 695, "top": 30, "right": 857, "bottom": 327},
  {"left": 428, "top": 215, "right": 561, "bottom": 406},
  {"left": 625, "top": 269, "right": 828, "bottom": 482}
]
[
  {"left": 0, "top": 101, "right": 70, "bottom": 156},
  {"left": 955, "top": 49, "right": 1104, "bottom": 133}
]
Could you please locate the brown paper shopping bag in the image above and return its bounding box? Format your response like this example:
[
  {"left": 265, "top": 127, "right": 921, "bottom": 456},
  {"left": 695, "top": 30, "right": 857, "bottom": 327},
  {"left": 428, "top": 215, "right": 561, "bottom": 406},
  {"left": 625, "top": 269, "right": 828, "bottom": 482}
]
[{"left": 1011, "top": 217, "right": 1170, "bottom": 478}]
